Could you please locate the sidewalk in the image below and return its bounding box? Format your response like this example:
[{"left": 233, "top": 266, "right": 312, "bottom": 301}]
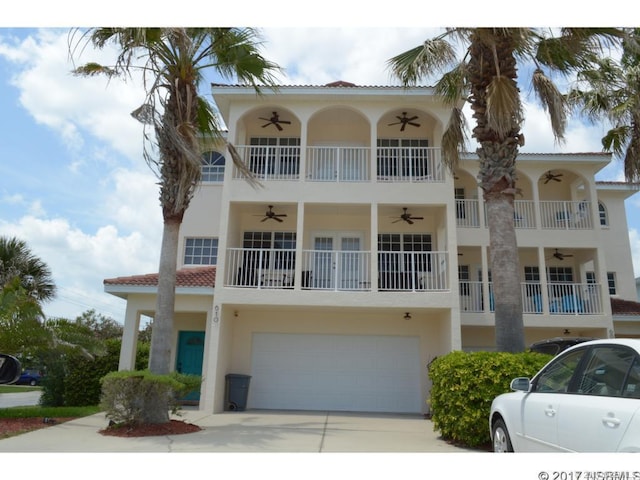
[{"left": 0, "top": 409, "right": 476, "bottom": 453}]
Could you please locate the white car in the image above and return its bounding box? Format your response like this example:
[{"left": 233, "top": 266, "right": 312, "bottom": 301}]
[{"left": 490, "top": 338, "right": 640, "bottom": 452}]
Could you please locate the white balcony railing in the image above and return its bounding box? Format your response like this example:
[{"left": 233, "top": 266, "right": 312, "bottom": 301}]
[
  {"left": 459, "top": 281, "right": 603, "bottom": 315},
  {"left": 231, "top": 145, "right": 301, "bottom": 181},
  {"left": 300, "top": 250, "right": 372, "bottom": 290},
  {"left": 376, "top": 251, "right": 449, "bottom": 291},
  {"left": 306, "top": 147, "right": 371, "bottom": 182},
  {"left": 540, "top": 201, "right": 593, "bottom": 230},
  {"left": 225, "top": 248, "right": 297, "bottom": 288},
  {"left": 376, "top": 147, "right": 444, "bottom": 182},
  {"left": 456, "top": 200, "right": 481, "bottom": 228},
  {"left": 225, "top": 247, "right": 448, "bottom": 291},
  {"left": 231, "top": 145, "right": 445, "bottom": 183}
]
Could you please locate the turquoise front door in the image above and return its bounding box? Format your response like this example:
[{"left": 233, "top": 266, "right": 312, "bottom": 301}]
[{"left": 176, "top": 331, "right": 205, "bottom": 402}]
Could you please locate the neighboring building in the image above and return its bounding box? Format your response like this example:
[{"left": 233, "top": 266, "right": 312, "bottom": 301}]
[{"left": 104, "top": 82, "right": 640, "bottom": 415}]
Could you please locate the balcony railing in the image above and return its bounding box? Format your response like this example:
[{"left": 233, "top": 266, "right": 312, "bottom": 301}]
[
  {"left": 458, "top": 281, "right": 603, "bottom": 315},
  {"left": 232, "top": 145, "right": 301, "bottom": 181},
  {"left": 231, "top": 145, "right": 444, "bottom": 183},
  {"left": 540, "top": 201, "right": 593, "bottom": 230},
  {"left": 458, "top": 199, "right": 594, "bottom": 230},
  {"left": 375, "top": 147, "right": 444, "bottom": 182},
  {"left": 225, "top": 248, "right": 448, "bottom": 291},
  {"left": 456, "top": 200, "right": 481, "bottom": 228},
  {"left": 376, "top": 251, "right": 448, "bottom": 291},
  {"left": 306, "top": 147, "right": 371, "bottom": 182},
  {"left": 300, "top": 250, "right": 372, "bottom": 290}
]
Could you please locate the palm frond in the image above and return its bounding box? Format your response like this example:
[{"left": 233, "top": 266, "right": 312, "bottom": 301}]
[
  {"left": 624, "top": 129, "right": 640, "bottom": 182},
  {"left": 532, "top": 69, "right": 567, "bottom": 142},
  {"left": 441, "top": 107, "right": 468, "bottom": 170},
  {"left": 387, "top": 38, "right": 457, "bottom": 86},
  {"left": 486, "top": 75, "right": 522, "bottom": 138},
  {"left": 602, "top": 126, "right": 631, "bottom": 158},
  {"left": 433, "top": 61, "right": 469, "bottom": 106}
]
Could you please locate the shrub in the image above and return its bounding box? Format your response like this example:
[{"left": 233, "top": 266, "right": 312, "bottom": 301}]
[
  {"left": 428, "top": 350, "right": 551, "bottom": 448},
  {"left": 40, "top": 339, "right": 151, "bottom": 407},
  {"left": 100, "top": 370, "right": 201, "bottom": 425}
]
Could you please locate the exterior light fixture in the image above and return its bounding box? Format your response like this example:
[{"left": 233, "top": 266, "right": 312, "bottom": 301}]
[{"left": 404, "top": 312, "right": 411, "bottom": 320}]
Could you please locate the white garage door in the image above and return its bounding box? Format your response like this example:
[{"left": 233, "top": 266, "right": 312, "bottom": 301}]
[{"left": 249, "top": 333, "right": 422, "bottom": 413}]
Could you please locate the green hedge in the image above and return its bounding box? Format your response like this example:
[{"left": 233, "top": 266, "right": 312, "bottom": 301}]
[
  {"left": 40, "top": 339, "right": 150, "bottom": 407},
  {"left": 428, "top": 350, "right": 552, "bottom": 448}
]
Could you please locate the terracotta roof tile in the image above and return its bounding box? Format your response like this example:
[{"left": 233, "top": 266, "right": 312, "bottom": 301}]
[
  {"left": 104, "top": 266, "right": 216, "bottom": 288},
  {"left": 611, "top": 297, "right": 640, "bottom": 316}
]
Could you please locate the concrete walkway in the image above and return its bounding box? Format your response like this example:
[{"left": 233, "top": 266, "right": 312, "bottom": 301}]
[{"left": 0, "top": 409, "right": 478, "bottom": 453}]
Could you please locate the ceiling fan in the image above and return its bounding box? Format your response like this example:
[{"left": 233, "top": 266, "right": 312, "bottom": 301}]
[
  {"left": 544, "top": 171, "right": 563, "bottom": 184},
  {"left": 259, "top": 111, "right": 291, "bottom": 131},
  {"left": 388, "top": 112, "right": 420, "bottom": 132},
  {"left": 550, "top": 249, "right": 574, "bottom": 261},
  {"left": 392, "top": 208, "right": 424, "bottom": 225},
  {"left": 255, "top": 205, "right": 287, "bottom": 223}
]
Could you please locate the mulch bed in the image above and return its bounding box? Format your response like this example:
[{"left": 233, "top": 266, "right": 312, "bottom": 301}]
[
  {"left": 1, "top": 417, "right": 201, "bottom": 439},
  {"left": 0, "top": 417, "right": 73, "bottom": 438},
  {"left": 99, "top": 419, "right": 201, "bottom": 437}
]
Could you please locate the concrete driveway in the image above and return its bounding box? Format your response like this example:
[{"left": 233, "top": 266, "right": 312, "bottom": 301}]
[{"left": 0, "top": 409, "right": 478, "bottom": 453}]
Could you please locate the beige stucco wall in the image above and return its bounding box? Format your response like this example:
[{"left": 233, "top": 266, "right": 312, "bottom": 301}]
[{"left": 204, "top": 306, "right": 451, "bottom": 414}]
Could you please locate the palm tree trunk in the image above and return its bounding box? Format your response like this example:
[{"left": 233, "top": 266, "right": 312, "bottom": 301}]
[
  {"left": 486, "top": 181, "right": 525, "bottom": 352},
  {"left": 149, "top": 217, "right": 181, "bottom": 375},
  {"left": 468, "top": 31, "right": 526, "bottom": 352}
]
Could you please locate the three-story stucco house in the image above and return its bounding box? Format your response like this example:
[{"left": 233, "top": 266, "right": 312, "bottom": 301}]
[{"left": 104, "top": 81, "right": 640, "bottom": 415}]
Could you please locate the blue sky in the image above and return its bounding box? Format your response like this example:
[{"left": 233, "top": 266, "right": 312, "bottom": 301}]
[{"left": 2, "top": 10, "right": 639, "bottom": 323}]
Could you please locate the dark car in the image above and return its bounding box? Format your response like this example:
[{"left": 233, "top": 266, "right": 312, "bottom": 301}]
[
  {"left": 529, "top": 337, "right": 597, "bottom": 356},
  {"left": 16, "top": 369, "right": 43, "bottom": 386}
]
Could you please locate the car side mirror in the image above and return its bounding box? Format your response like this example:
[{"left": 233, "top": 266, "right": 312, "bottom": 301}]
[
  {"left": 510, "top": 377, "right": 531, "bottom": 392},
  {"left": 0, "top": 353, "right": 21, "bottom": 385}
]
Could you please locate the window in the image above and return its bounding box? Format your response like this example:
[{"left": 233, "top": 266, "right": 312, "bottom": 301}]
[
  {"left": 242, "top": 231, "right": 296, "bottom": 270},
  {"left": 523, "top": 266, "right": 542, "bottom": 310},
  {"left": 201, "top": 151, "right": 225, "bottom": 182},
  {"left": 377, "top": 138, "right": 429, "bottom": 178},
  {"left": 248, "top": 137, "right": 300, "bottom": 177},
  {"left": 548, "top": 266, "right": 573, "bottom": 283},
  {"left": 576, "top": 346, "right": 636, "bottom": 397},
  {"left": 378, "top": 233, "right": 432, "bottom": 289},
  {"left": 599, "top": 202, "right": 608, "bottom": 226},
  {"left": 455, "top": 188, "right": 466, "bottom": 219},
  {"left": 586, "top": 271, "right": 596, "bottom": 284},
  {"left": 524, "top": 266, "right": 540, "bottom": 282},
  {"left": 459, "top": 265, "right": 470, "bottom": 295},
  {"left": 535, "top": 348, "right": 586, "bottom": 393},
  {"left": 607, "top": 272, "right": 617, "bottom": 295},
  {"left": 184, "top": 238, "right": 218, "bottom": 265}
]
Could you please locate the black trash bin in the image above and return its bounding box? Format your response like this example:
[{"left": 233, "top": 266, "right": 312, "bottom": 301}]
[{"left": 224, "top": 374, "right": 252, "bottom": 411}]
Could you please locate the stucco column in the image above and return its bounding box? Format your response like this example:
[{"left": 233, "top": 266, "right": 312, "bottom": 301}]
[
  {"left": 118, "top": 303, "right": 141, "bottom": 370},
  {"left": 295, "top": 201, "right": 305, "bottom": 289},
  {"left": 370, "top": 202, "right": 378, "bottom": 292},
  {"left": 200, "top": 303, "right": 222, "bottom": 412}
]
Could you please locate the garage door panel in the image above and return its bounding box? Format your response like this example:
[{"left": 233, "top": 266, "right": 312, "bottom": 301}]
[{"left": 249, "top": 333, "right": 421, "bottom": 413}]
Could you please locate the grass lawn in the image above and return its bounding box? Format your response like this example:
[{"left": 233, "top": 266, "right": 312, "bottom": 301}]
[
  {"left": 0, "top": 405, "right": 100, "bottom": 419},
  {"left": 0, "top": 405, "right": 101, "bottom": 439},
  {"left": 0, "top": 385, "right": 42, "bottom": 394}
]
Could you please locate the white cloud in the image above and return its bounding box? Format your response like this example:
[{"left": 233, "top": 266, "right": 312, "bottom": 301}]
[
  {"left": 0, "top": 215, "right": 160, "bottom": 320},
  {"left": 1, "top": 29, "right": 145, "bottom": 166}
]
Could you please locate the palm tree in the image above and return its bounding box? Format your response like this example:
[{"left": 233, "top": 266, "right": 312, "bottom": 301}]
[
  {"left": 72, "top": 28, "right": 279, "bottom": 421},
  {"left": 388, "top": 28, "right": 622, "bottom": 352},
  {"left": 0, "top": 236, "right": 56, "bottom": 303},
  {"left": 568, "top": 28, "right": 640, "bottom": 182}
]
